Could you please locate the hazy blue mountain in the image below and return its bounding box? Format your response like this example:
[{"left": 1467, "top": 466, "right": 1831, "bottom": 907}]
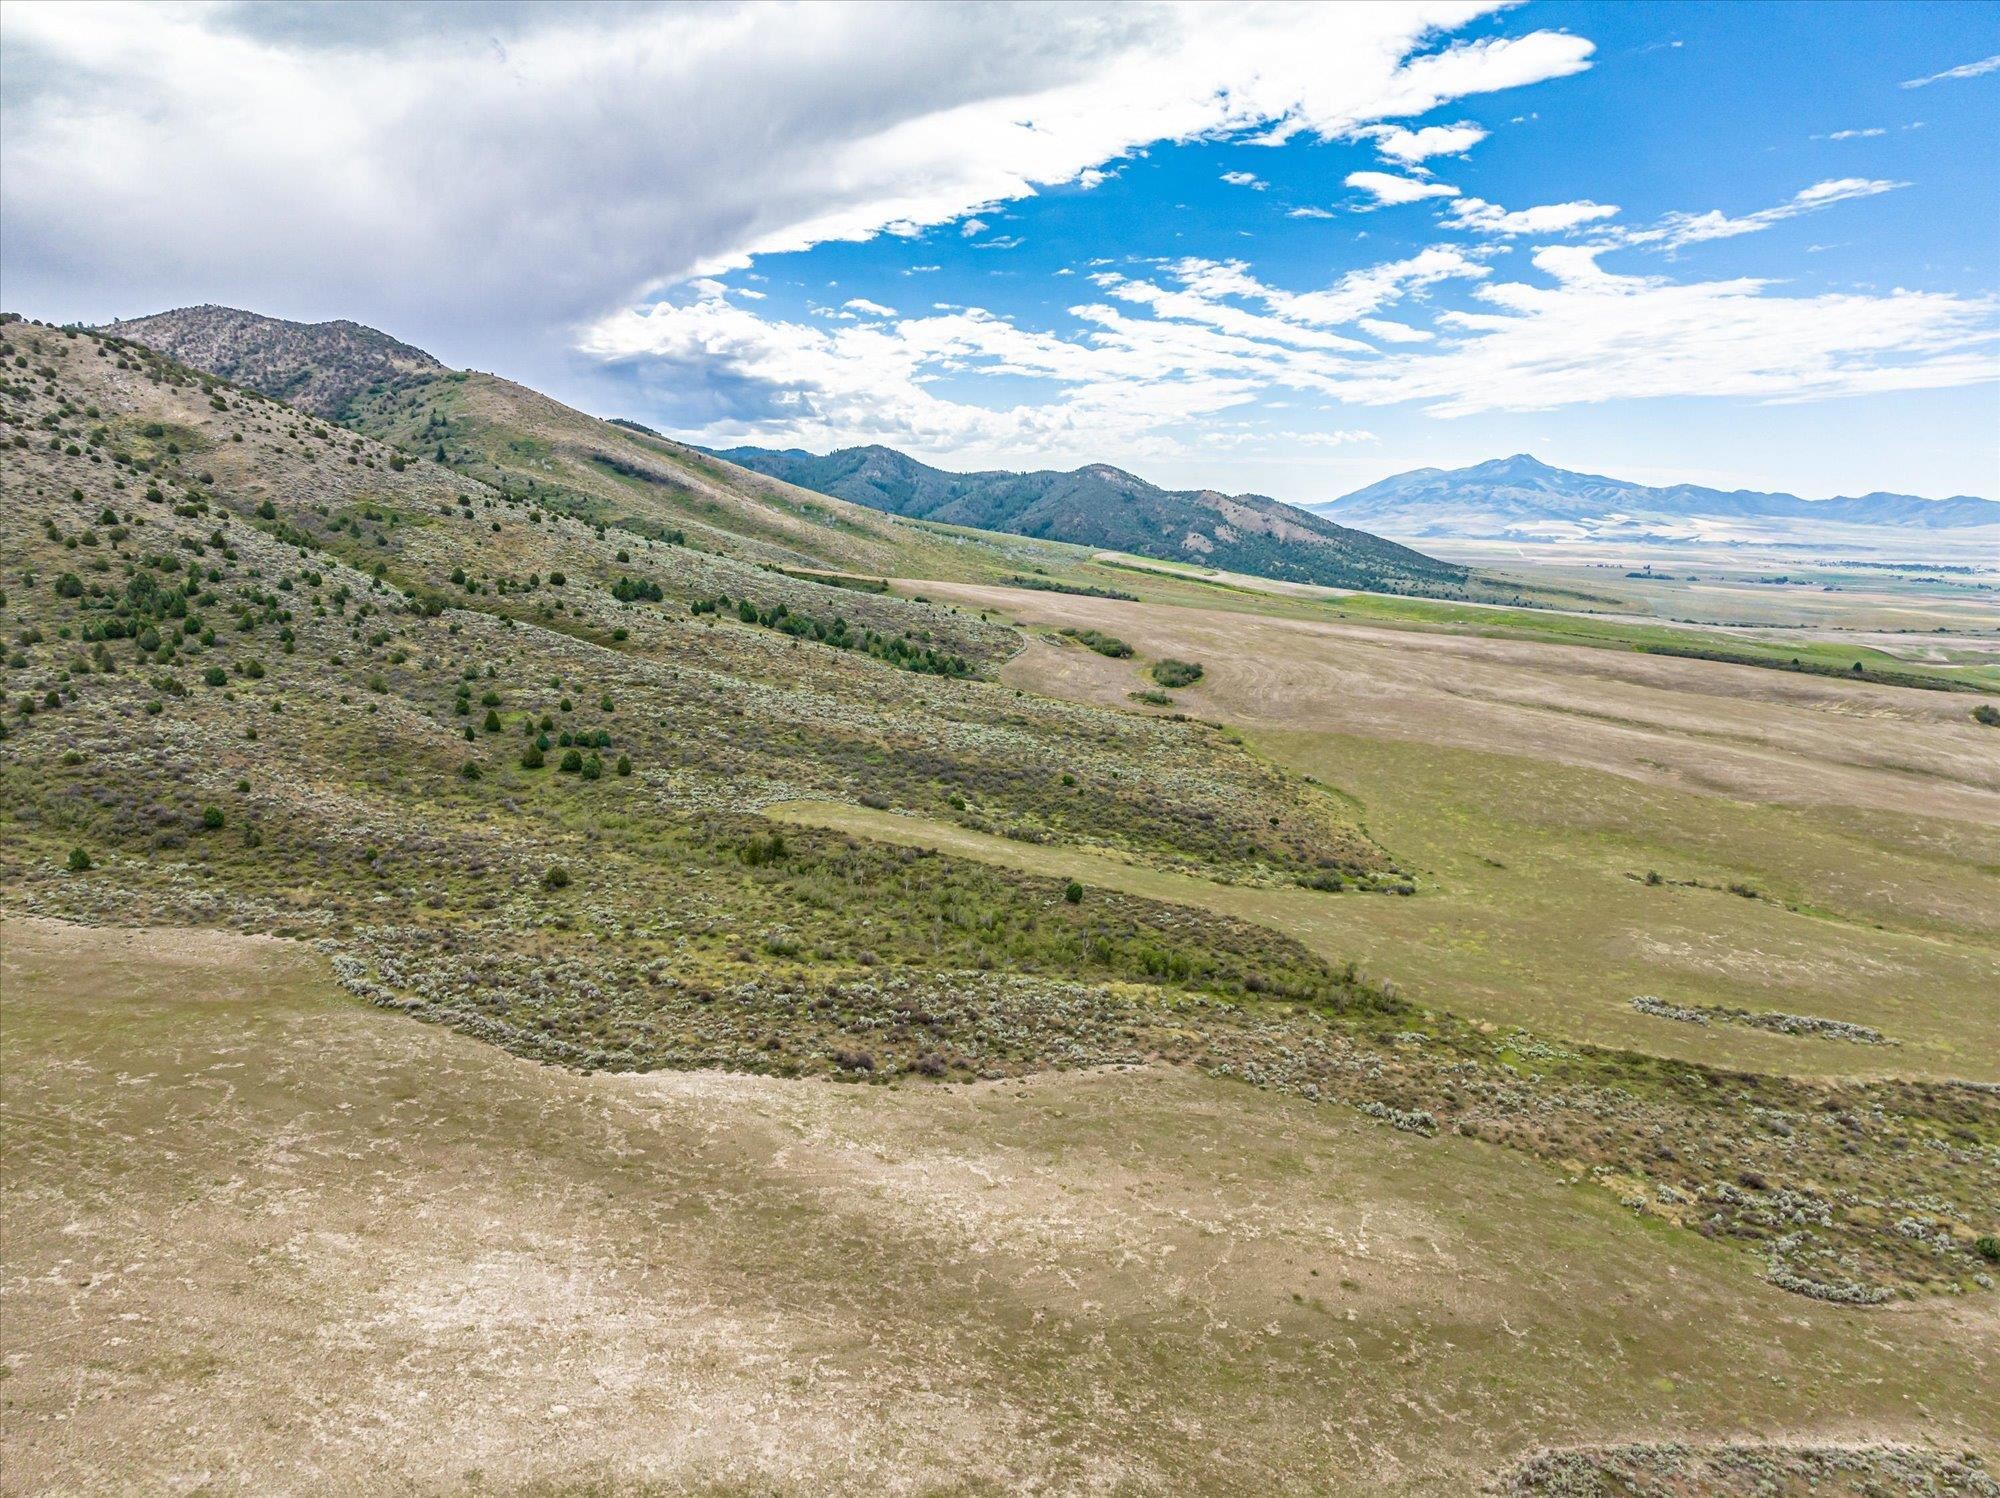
[
  {"left": 713, "top": 444, "right": 1467, "bottom": 593},
  {"left": 1313, "top": 454, "right": 1998, "bottom": 546}
]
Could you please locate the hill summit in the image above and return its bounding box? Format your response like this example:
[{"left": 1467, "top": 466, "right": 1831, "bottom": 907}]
[{"left": 100, "top": 304, "right": 442, "bottom": 419}]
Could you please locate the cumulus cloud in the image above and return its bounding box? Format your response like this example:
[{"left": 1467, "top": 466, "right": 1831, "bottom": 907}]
[
  {"left": 1445, "top": 196, "right": 1621, "bottom": 236},
  {"left": 1901, "top": 53, "right": 2000, "bottom": 87},
  {"left": 1346, "top": 171, "right": 1460, "bottom": 205},
  {"left": 844, "top": 298, "right": 898, "bottom": 317},
  {"left": 1220, "top": 170, "right": 1266, "bottom": 189},
  {"left": 1354, "top": 121, "right": 1488, "bottom": 163},
  {"left": 0, "top": 0, "right": 1593, "bottom": 375}
]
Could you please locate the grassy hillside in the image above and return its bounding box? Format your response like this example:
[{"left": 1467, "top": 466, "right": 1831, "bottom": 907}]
[{"left": 4, "top": 314, "right": 1994, "bottom": 1314}]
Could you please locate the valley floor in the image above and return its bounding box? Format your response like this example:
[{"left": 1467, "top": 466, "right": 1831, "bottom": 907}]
[{"left": 888, "top": 579, "right": 2000, "bottom": 1082}]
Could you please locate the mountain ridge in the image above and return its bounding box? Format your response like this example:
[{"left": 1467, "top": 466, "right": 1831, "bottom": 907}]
[
  {"left": 95, "top": 304, "right": 1463, "bottom": 598},
  {"left": 712, "top": 442, "right": 1468, "bottom": 595},
  {"left": 1315, "top": 453, "right": 1998, "bottom": 544}
]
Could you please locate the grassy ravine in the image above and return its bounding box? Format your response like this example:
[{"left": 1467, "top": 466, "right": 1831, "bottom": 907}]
[{"left": 3, "top": 317, "right": 1995, "bottom": 1309}]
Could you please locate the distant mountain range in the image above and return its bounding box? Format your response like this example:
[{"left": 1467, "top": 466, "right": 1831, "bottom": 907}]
[
  {"left": 90, "top": 306, "right": 1463, "bottom": 597},
  {"left": 712, "top": 445, "right": 1466, "bottom": 594},
  {"left": 1313, "top": 454, "right": 1999, "bottom": 548},
  {"left": 101, "top": 305, "right": 442, "bottom": 419}
]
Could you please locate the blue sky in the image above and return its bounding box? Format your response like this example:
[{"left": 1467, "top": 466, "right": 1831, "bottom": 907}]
[{"left": 4, "top": 1, "right": 1997, "bottom": 500}]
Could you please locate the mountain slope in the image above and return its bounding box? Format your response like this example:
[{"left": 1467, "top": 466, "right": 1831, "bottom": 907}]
[
  {"left": 715, "top": 444, "right": 1468, "bottom": 595},
  {"left": 100, "top": 304, "right": 444, "bottom": 419},
  {"left": 98, "top": 307, "right": 1126, "bottom": 588},
  {"left": 1316, "top": 454, "right": 2000, "bottom": 547}
]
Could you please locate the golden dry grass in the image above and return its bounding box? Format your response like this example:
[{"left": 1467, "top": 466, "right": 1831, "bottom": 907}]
[{"left": 7, "top": 916, "right": 1995, "bottom": 1494}]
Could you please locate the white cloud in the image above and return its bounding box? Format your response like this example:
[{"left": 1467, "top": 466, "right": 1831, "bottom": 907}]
[
  {"left": 581, "top": 241, "right": 1997, "bottom": 460},
  {"left": 581, "top": 247, "right": 1507, "bottom": 460},
  {"left": 1354, "top": 121, "right": 1488, "bottom": 164},
  {"left": 1358, "top": 318, "right": 1435, "bottom": 344},
  {"left": 1613, "top": 177, "right": 1905, "bottom": 251},
  {"left": 0, "top": 0, "right": 1595, "bottom": 368},
  {"left": 960, "top": 218, "right": 990, "bottom": 237},
  {"left": 1445, "top": 196, "right": 1621, "bottom": 236},
  {"left": 1346, "top": 171, "right": 1460, "bottom": 205},
  {"left": 1287, "top": 206, "right": 1336, "bottom": 219},
  {"left": 1902, "top": 53, "right": 2000, "bottom": 87},
  {"left": 1334, "top": 248, "right": 2000, "bottom": 416},
  {"left": 844, "top": 298, "right": 898, "bottom": 317},
  {"left": 1220, "top": 170, "right": 1266, "bottom": 189},
  {"left": 1818, "top": 127, "right": 1887, "bottom": 140}
]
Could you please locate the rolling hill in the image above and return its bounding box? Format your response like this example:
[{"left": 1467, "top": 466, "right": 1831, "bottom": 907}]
[
  {"left": 714, "top": 443, "right": 1469, "bottom": 595},
  {"left": 1314, "top": 453, "right": 2000, "bottom": 550}
]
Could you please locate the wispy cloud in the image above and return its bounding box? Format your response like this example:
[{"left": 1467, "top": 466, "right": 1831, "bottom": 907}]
[
  {"left": 1611, "top": 177, "right": 1906, "bottom": 251},
  {"left": 1220, "top": 170, "right": 1267, "bottom": 190},
  {"left": 1339, "top": 247, "right": 2000, "bottom": 416},
  {"left": 1901, "top": 53, "right": 2000, "bottom": 87},
  {"left": 1357, "top": 318, "right": 1434, "bottom": 344}
]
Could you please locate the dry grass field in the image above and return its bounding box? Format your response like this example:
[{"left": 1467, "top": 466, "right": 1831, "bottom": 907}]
[
  {"left": 6, "top": 916, "right": 1995, "bottom": 1496},
  {"left": 845, "top": 580, "right": 2000, "bottom": 1083}
]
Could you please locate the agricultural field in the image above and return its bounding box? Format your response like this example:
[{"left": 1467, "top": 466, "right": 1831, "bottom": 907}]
[{"left": 3, "top": 315, "right": 1997, "bottom": 1493}]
